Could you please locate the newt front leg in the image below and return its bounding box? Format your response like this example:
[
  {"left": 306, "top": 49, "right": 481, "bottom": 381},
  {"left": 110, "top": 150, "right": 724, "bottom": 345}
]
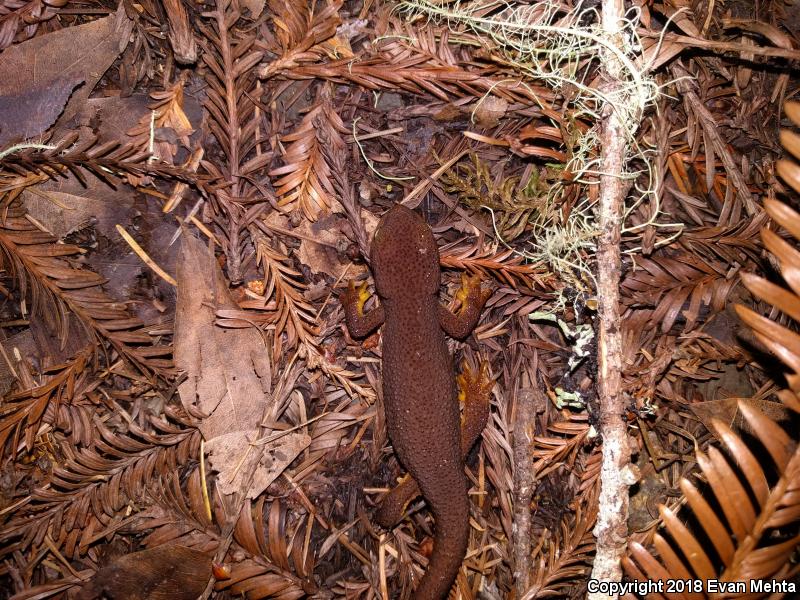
[
  {"left": 341, "top": 280, "right": 385, "bottom": 339},
  {"left": 439, "top": 273, "right": 493, "bottom": 339}
]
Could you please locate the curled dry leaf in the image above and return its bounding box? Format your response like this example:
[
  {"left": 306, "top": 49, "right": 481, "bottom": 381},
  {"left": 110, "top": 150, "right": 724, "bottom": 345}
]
[
  {"left": 472, "top": 95, "right": 509, "bottom": 128},
  {"left": 127, "top": 78, "right": 195, "bottom": 164}
]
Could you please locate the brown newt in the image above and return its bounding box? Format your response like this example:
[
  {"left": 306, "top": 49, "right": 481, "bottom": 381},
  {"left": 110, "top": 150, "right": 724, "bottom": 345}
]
[{"left": 342, "top": 204, "right": 492, "bottom": 599}]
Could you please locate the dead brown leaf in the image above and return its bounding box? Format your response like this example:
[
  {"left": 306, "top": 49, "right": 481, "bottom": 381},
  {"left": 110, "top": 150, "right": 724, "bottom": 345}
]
[
  {"left": 206, "top": 429, "right": 310, "bottom": 498},
  {"left": 690, "top": 398, "right": 791, "bottom": 442},
  {"left": 473, "top": 95, "right": 509, "bottom": 128},
  {"left": 175, "top": 233, "right": 274, "bottom": 495},
  {"left": 0, "top": 75, "right": 81, "bottom": 147},
  {"left": 0, "top": 5, "right": 133, "bottom": 145},
  {"left": 77, "top": 545, "right": 212, "bottom": 600}
]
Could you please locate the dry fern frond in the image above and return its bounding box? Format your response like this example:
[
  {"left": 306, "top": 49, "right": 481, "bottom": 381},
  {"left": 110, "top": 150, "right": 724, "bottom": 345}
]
[
  {"left": 621, "top": 253, "right": 738, "bottom": 333},
  {"left": 306, "top": 345, "right": 377, "bottom": 401},
  {"left": 533, "top": 413, "right": 590, "bottom": 481},
  {"left": 524, "top": 500, "right": 597, "bottom": 600},
  {"left": 0, "top": 199, "right": 173, "bottom": 377},
  {"left": 258, "top": 0, "right": 341, "bottom": 78},
  {"left": 668, "top": 332, "right": 748, "bottom": 382},
  {"left": 197, "top": 1, "right": 264, "bottom": 175},
  {"left": 0, "top": 135, "right": 189, "bottom": 190},
  {"left": 291, "top": 55, "right": 554, "bottom": 106},
  {"left": 318, "top": 11, "right": 555, "bottom": 106},
  {"left": 268, "top": 0, "right": 312, "bottom": 51},
  {"left": 678, "top": 213, "right": 767, "bottom": 266},
  {"left": 255, "top": 236, "right": 318, "bottom": 356},
  {"left": 268, "top": 101, "right": 338, "bottom": 221},
  {"left": 316, "top": 86, "right": 370, "bottom": 256},
  {"left": 482, "top": 380, "right": 514, "bottom": 540},
  {"left": 0, "top": 348, "right": 92, "bottom": 457},
  {"left": 740, "top": 100, "right": 800, "bottom": 379},
  {"left": 215, "top": 559, "right": 310, "bottom": 598},
  {"left": 217, "top": 228, "right": 318, "bottom": 361},
  {"left": 625, "top": 400, "right": 800, "bottom": 589},
  {"left": 0, "top": 411, "right": 199, "bottom": 564},
  {"left": 522, "top": 397, "right": 597, "bottom": 599},
  {"left": 441, "top": 239, "right": 550, "bottom": 290},
  {"left": 738, "top": 203, "right": 800, "bottom": 370},
  {"left": 672, "top": 64, "right": 758, "bottom": 220},
  {"left": 624, "top": 102, "right": 800, "bottom": 594},
  {"left": 197, "top": 0, "right": 266, "bottom": 282},
  {"left": 132, "top": 474, "right": 311, "bottom": 597},
  {"left": 216, "top": 231, "right": 318, "bottom": 359},
  {"left": 378, "top": 18, "right": 462, "bottom": 68}
]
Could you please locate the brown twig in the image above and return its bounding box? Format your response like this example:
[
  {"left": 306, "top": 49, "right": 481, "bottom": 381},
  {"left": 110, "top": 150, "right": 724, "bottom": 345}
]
[
  {"left": 511, "top": 370, "right": 542, "bottom": 596},
  {"left": 641, "top": 31, "right": 800, "bottom": 62},
  {"left": 589, "top": 0, "right": 635, "bottom": 594}
]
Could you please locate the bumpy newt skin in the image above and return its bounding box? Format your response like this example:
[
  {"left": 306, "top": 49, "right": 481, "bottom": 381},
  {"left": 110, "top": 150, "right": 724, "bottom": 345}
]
[
  {"left": 374, "top": 360, "right": 493, "bottom": 530},
  {"left": 342, "top": 205, "right": 491, "bottom": 600}
]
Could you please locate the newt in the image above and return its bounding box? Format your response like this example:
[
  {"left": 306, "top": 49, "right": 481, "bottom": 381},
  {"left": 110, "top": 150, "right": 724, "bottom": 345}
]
[{"left": 342, "top": 204, "right": 492, "bottom": 600}]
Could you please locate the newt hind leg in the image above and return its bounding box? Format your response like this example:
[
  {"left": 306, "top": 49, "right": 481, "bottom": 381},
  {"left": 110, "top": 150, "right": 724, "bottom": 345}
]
[{"left": 375, "top": 360, "right": 493, "bottom": 529}]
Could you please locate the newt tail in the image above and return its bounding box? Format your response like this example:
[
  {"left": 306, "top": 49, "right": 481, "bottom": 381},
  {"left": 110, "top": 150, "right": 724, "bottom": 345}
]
[{"left": 341, "top": 204, "right": 491, "bottom": 599}]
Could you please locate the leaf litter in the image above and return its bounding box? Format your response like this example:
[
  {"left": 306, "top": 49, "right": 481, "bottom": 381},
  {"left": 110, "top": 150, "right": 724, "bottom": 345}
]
[{"left": 0, "top": 0, "right": 799, "bottom": 598}]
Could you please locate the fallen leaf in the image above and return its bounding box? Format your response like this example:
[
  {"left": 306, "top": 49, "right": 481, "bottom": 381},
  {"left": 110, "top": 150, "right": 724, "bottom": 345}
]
[
  {"left": 0, "top": 5, "right": 133, "bottom": 145},
  {"left": 206, "top": 429, "right": 311, "bottom": 498},
  {"left": 175, "top": 234, "right": 275, "bottom": 496},
  {"left": 690, "top": 398, "right": 791, "bottom": 441},
  {"left": 0, "top": 75, "right": 81, "bottom": 146},
  {"left": 299, "top": 214, "right": 349, "bottom": 279},
  {"left": 22, "top": 177, "right": 182, "bottom": 325},
  {"left": 262, "top": 210, "right": 356, "bottom": 281},
  {"left": 473, "top": 95, "right": 508, "bottom": 128},
  {"left": 77, "top": 545, "right": 212, "bottom": 600}
]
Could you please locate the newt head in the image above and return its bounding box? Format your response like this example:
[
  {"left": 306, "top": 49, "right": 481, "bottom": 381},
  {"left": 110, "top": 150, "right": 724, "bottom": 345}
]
[{"left": 370, "top": 204, "right": 441, "bottom": 299}]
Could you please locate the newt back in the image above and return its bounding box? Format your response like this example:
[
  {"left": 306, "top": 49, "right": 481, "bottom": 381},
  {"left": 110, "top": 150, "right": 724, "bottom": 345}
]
[
  {"left": 342, "top": 204, "right": 490, "bottom": 599},
  {"left": 370, "top": 205, "right": 467, "bottom": 600}
]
